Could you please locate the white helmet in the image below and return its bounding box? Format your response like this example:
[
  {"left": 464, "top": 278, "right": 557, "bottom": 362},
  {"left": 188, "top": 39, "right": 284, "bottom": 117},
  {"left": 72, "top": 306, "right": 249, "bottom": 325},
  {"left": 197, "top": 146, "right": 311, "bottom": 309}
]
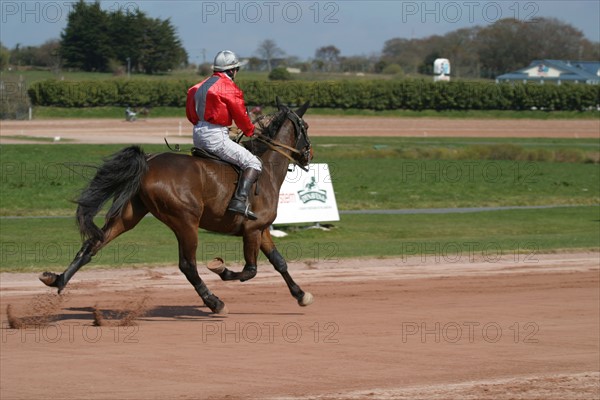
[{"left": 212, "top": 50, "right": 242, "bottom": 71}]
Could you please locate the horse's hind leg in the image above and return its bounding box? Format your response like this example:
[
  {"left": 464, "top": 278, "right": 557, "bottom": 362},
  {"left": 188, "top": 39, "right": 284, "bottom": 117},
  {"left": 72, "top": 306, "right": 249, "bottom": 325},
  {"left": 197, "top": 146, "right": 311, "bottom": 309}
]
[
  {"left": 209, "top": 230, "right": 260, "bottom": 282},
  {"left": 40, "top": 197, "right": 147, "bottom": 293},
  {"left": 170, "top": 220, "right": 227, "bottom": 314},
  {"left": 260, "top": 230, "right": 314, "bottom": 307}
]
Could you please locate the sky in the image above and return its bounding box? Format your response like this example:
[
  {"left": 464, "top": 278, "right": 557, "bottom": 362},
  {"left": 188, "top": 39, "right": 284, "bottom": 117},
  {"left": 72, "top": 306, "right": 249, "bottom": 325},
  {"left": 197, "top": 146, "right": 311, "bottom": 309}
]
[{"left": 1, "top": 0, "right": 599, "bottom": 62}]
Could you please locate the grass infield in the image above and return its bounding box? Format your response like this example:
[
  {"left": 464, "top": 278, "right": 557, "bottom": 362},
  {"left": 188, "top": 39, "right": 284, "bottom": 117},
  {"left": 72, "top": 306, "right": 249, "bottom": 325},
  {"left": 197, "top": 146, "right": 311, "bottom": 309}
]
[
  {"left": 1, "top": 206, "right": 598, "bottom": 272},
  {"left": 0, "top": 137, "right": 598, "bottom": 270}
]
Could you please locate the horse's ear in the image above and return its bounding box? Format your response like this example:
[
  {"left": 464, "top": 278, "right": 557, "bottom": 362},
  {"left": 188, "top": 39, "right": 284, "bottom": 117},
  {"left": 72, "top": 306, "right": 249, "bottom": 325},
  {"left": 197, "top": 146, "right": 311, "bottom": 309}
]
[
  {"left": 275, "top": 96, "right": 282, "bottom": 110},
  {"left": 295, "top": 101, "right": 310, "bottom": 117}
]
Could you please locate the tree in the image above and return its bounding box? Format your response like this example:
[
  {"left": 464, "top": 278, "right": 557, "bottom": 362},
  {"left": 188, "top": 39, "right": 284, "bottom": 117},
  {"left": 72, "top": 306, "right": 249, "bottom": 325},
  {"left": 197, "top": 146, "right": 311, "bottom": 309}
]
[
  {"left": 37, "top": 40, "right": 61, "bottom": 70},
  {"left": 419, "top": 51, "right": 441, "bottom": 76},
  {"left": 579, "top": 39, "right": 600, "bottom": 60},
  {"left": 442, "top": 28, "right": 481, "bottom": 78},
  {"left": 60, "top": 0, "right": 187, "bottom": 74},
  {"left": 60, "top": 0, "right": 112, "bottom": 71},
  {"left": 245, "top": 57, "right": 262, "bottom": 71},
  {"left": 314, "top": 45, "right": 341, "bottom": 72},
  {"left": 381, "top": 17, "right": 597, "bottom": 79},
  {"left": 415, "top": 28, "right": 480, "bottom": 78},
  {"left": 139, "top": 17, "right": 187, "bottom": 74},
  {"left": 107, "top": 8, "right": 146, "bottom": 72},
  {"left": 381, "top": 37, "right": 431, "bottom": 74},
  {"left": 5, "top": 40, "right": 61, "bottom": 69},
  {"left": 0, "top": 42, "right": 9, "bottom": 69},
  {"left": 476, "top": 18, "right": 589, "bottom": 78},
  {"left": 256, "top": 39, "right": 284, "bottom": 72},
  {"left": 339, "top": 55, "right": 375, "bottom": 73}
]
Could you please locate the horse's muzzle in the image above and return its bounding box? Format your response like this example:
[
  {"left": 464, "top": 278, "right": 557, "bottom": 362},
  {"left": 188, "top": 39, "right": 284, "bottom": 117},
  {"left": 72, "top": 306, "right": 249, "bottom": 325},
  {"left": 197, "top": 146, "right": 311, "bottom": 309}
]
[{"left": 304, "top": 146, "right": 313, "bottom": 162}]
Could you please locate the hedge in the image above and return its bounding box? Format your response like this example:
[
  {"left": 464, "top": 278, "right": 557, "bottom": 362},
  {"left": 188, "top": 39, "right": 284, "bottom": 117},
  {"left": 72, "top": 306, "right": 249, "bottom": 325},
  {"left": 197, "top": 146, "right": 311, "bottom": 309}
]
[{"left": 28, "top": 79, "right": 600, "bottom": 111}]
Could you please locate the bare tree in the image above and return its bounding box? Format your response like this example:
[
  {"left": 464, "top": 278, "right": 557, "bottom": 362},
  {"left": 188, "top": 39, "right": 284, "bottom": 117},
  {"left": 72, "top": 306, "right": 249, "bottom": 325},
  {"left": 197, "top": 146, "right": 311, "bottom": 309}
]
[{"left": 256, "top": 39, "right": 284, "bottom": 72}]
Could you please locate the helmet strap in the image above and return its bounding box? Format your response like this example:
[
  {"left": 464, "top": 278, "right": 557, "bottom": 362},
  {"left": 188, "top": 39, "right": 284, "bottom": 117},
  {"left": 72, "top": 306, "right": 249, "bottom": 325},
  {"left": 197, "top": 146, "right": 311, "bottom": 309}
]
[{"left": 225, "top": 69, "right": 235, "bottom": 80}]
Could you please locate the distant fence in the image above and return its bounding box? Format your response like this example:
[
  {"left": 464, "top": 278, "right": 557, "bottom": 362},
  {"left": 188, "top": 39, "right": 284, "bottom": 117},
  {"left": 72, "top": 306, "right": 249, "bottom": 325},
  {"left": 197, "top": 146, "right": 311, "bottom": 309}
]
[{"left": 26, "top": 79, "right": 600, "bottom": 111}]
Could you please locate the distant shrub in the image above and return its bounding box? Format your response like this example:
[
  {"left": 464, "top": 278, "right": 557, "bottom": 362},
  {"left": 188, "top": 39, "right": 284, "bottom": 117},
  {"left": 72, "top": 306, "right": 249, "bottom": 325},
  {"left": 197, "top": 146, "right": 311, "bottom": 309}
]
[
  {"left": 28, "top": 79, "right": 600, "bottom": 111},
  {"left": 554, "top": 149, "right": 586, "bottom": 163},
  {"left": 382, "top": 64, "right": 403, "bottom": 76},
  {"left": 268, "top": 67, "right": 292, "bottom": 81}
]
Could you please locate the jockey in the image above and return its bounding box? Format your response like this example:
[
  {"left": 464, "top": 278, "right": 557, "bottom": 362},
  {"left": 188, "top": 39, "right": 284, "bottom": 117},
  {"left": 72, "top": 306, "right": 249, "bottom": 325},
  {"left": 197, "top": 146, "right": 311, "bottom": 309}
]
[{"left": 186, "top": 50, "right": 262, "bottom": 220}]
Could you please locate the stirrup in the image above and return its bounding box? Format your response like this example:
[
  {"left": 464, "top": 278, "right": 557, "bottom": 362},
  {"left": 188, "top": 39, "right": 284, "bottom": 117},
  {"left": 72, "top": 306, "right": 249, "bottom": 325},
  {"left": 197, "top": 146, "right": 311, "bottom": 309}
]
[
  {"left": 238, "top": 204, "right": 257, "bottom": 220},
  {"left": 242, "top": 204, "right": 257, "bottom": 220},
  {"left": 227, "top": 201, "right": 257, "bottom": 220}
]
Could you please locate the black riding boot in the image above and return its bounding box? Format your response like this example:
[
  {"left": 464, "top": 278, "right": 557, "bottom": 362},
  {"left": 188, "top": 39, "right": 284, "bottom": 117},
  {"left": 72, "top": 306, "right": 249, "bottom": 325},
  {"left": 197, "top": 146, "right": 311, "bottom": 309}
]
[{"left": 227, "top": 168, "right": 260, "bottom": 220}]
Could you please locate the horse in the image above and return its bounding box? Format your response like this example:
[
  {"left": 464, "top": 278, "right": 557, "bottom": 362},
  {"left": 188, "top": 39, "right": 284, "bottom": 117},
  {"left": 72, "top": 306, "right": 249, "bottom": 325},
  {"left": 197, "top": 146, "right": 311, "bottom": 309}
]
[{"left": 39, "top": 100, "right": 314, "bottom": 315}]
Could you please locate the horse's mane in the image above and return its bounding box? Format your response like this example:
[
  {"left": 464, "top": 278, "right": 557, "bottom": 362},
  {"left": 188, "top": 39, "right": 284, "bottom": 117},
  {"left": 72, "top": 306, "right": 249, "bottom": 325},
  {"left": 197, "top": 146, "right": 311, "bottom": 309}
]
[{"left": 244, "top": 110, "right": 287, "bottom": 156}]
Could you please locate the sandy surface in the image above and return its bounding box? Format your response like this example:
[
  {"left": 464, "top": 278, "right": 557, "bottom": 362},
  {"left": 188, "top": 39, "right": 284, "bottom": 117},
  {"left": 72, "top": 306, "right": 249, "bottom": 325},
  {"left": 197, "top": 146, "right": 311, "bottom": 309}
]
[
  {"left": 1, "top": 252, "right": 599, "bottom": 399},
  {"left": 1, "top": 116, "right": 599, "bottom": 145}
]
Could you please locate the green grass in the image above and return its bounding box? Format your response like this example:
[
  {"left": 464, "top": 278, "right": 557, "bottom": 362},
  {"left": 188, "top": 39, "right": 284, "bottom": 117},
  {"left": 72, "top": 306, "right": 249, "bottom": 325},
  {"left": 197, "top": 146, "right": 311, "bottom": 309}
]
[
  {"left": 32, "top": 106, "right": 187, "bottom": 119},
  {"left": 1, "top": 137, "right": 598, "bottom": 270},
  {"left": 327, "top": 159, "right": 599, "bottom": 210},
  {"left": 1, "top": 206, "right": 597, "bottom": 272},
  {"left": 308, "top": 108, "right": 600, "bottom": 119},
  {"left": 0, "top": 139, "right": 598, "bottom": 216}
]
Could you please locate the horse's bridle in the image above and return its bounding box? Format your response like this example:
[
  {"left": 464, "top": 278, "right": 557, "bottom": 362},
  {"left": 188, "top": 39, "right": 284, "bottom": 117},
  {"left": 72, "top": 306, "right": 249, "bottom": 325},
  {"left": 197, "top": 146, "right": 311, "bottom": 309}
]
[{"left": 253, "top": 109, "right": 312, "bottom": 172}]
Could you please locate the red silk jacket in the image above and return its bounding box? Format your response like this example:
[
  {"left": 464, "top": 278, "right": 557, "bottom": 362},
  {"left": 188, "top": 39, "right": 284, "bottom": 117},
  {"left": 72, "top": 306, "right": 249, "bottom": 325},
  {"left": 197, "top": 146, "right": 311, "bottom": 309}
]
[{"left": 186, "top": 72, "right": 255, "bottom": 136}]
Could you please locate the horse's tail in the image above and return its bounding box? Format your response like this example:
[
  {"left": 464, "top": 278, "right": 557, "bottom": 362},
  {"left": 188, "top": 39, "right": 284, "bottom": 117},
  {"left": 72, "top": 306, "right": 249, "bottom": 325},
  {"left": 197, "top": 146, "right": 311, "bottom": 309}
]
[{"left": 76, "top": 146, "right": 148, "bottom": 243}]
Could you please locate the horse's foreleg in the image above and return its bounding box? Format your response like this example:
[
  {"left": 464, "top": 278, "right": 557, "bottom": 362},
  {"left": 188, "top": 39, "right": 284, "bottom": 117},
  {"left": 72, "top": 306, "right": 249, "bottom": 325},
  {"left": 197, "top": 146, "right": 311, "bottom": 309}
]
[
  {"left": 260, "top": 230, "right": 313, "bottom": 307},
  {"left": 39, "top": 198, "right": 146, "bottom": 293}
]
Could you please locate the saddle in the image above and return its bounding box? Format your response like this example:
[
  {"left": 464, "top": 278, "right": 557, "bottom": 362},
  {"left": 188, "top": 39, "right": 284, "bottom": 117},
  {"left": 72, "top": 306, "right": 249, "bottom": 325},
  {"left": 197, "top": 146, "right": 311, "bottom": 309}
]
[{"left": 191, "top": 147, "right": 241, "bottom": 174}]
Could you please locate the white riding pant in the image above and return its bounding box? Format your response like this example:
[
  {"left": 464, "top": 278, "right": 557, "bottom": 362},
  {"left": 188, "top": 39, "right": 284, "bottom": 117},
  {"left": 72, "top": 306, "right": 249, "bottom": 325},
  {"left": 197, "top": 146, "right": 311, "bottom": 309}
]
[{"left": 193, "top": 121, "right": 262, "bottom": 172}]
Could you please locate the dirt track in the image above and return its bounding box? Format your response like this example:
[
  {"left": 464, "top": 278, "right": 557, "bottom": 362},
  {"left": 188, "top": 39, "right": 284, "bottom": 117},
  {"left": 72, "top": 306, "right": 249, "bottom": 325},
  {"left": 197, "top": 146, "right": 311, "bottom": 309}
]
[
  {"left": 1, "top": 253, "right": 599, "bottom": 399},
  {"left": 1, "top": 117, "right": 599, "bottom": 399},
  {"left": 1, "top": 116, "right": 599, "bottom": 144}
]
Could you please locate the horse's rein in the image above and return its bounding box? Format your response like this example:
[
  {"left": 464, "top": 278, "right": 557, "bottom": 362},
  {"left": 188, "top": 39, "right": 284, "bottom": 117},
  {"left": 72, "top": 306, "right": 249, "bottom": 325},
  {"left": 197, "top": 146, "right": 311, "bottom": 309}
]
[
  {"left": 254, "top": 132, "right": 302, "bottom": 155},
  {"left": 252, "top": 133, "right": 303, "bottom": 169},
  {"left": 234, "top": 111, "right": 310, "bottom": 171}
]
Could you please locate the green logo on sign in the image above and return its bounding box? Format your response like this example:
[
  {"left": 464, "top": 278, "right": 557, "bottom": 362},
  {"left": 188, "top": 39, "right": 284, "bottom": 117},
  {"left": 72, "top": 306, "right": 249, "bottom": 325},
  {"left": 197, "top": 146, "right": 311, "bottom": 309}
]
[{"left": 298, "top": 177, "right": 327, "bottom": 203}]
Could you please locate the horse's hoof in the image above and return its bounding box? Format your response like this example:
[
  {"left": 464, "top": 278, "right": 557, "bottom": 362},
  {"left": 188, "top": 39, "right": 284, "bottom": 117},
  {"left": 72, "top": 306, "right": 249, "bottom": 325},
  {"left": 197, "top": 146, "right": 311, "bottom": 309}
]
[
  {"left": 298, "top": 292, "right": 314, "bottom": 307},
  {"left": 39, "top": 272, "right": 58, "bottom": 287},
  {"left": 206, "top": 295, "right": 228, "bottom": 315},
  {"left": 39, "top": 272, "right": 65, "bottom": 293},
  {"left": 211, "top": 301, "right": 228, "bottom": 315},
  {"left": 207, "top": 258, "right": 226, "bottom": 274},
  {"left": 216, "top": 304, "right": 229, "bottom": 315}
]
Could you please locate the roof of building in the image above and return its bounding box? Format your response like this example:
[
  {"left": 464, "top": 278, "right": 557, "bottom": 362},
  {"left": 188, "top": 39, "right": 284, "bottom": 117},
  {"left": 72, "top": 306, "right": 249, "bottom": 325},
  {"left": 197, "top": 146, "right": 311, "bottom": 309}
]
[{"left": 496, "top": 59, "right": 600, "bottom": 83}]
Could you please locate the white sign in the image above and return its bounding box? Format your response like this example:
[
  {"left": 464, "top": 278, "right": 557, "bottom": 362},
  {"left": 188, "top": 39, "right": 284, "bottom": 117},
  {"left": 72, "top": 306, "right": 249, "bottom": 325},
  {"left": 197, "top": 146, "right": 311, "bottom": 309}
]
[
  {"left": 433, "top": 58, "right": 451, "bottom": 82},
  {"left": 273, "top": 163, "right": 340, "bottom": 225}
]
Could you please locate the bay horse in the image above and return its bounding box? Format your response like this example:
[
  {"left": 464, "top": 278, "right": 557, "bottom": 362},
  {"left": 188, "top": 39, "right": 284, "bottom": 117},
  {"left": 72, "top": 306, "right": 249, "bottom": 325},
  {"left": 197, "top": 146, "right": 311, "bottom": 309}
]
[{"left": 39, "top": 101, "right": 314, "bottom": 314}]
